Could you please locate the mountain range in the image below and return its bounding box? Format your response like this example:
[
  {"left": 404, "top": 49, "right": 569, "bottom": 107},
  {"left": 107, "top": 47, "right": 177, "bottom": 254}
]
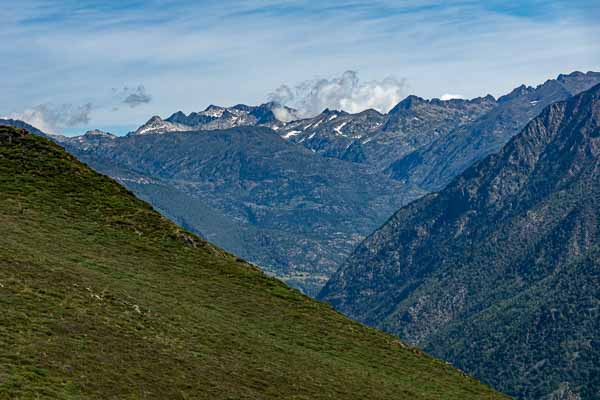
[
  {"left": 0, "top": 125, "right": 506, "bottom": 399},
  {"left": 35, "top": 70, "right": 599, "bottom": 297},
  {"left": 319, "top": 82, "right": 600, "bottom": 399},
  {"left": 3, "top": 70, "right": 600, "bottom": 399},
  {"left": 123, "top": 72, "right": 600, "bottom": 183},
  {"left": 131, "top": 102, "right": 297, "bottom": 135},
  {"left": 57, "top": 126, "right": 420, "bottom": 295}
]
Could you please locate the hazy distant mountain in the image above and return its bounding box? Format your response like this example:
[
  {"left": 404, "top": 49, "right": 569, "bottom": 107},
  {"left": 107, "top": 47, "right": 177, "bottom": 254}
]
[
  {"left": 133, "top": 102, "right": 297, "bottom": 135},
  {"left": 320, "top": 83, "right": 600, "bottom": 399},
  {"left": 60, "top": 126, "right": 421, "bottom": 296}
]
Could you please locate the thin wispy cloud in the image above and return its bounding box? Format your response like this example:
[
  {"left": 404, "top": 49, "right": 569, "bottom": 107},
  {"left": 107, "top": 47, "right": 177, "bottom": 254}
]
[
  {"left": 119, "top": 85, "right": 153, "bottom": 108},
  {"left": 1, "top": 0, "right": 598, "bottom": 135}
]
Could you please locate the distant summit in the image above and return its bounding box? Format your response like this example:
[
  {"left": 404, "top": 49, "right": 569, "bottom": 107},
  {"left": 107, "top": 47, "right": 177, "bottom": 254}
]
[
  {"left": 131, "top": 102, "right": 299, "bottom": 135},
  {"left": 133, "top": 115, "right": 188, "bottom": 135}
]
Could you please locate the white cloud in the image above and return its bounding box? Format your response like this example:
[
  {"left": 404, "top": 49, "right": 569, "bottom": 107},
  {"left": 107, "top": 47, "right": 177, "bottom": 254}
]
[
  {"left": 6, "top": 103, "right": 92, "bottom": 134},
  {"left": 440, "top": 93, "right": 465, "bottom": 101},
  {"left": 271, "top": 106, "right": 297, "bottom": 123},
  {"left": 268, "top": 71, "right": 407, "bottom": 117}
]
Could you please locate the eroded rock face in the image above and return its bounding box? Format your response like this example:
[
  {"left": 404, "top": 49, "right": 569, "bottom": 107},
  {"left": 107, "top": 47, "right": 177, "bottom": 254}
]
[{"left": 320, "top": 83, "right": 600, "bottom": 399}]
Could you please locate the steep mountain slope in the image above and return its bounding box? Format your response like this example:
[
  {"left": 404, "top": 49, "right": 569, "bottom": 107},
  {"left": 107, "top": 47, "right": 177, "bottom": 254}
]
[
  {"left": 60, "top": 127, "right": 422, "bottom": 296},
  {"left": 320, "top": 83, "right": 600, "bottom": 399},
  {"left": 388, "top": 70, "right": 600, "bottom": 191},
  {"left": 0, "top": 126, "right": 507, "bottom": 400}
]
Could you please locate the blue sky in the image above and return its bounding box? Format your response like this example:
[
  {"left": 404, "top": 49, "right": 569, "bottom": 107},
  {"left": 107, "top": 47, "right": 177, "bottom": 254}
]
[{"left": 1, "top": 0, "right": 599, "bottom": 135}]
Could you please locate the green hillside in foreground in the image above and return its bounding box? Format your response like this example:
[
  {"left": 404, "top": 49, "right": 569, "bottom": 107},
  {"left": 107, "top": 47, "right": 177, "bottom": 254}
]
[{"left": 0, "top": 126, "right": 507, "bottom": 399}]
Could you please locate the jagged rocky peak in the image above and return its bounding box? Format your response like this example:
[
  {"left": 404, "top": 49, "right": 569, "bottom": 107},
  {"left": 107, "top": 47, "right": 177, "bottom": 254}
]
[
  {"left": 202, "top": 104, "right": 227, "bottom": 117},
  {"left": 134, "top": 115, "right": 188, "bottom": 135},
  {"left": 356, "top": 108, "right": 384, "bottom": 117},
  {"left": 433, "top": 94, "right": 497, "bottom": 106},
  {"left": 472, "top": 94, "right": 496, "bottom": 103},
  {"left": 556, "top": 70, "right": 600, "bottom": 94},
  {"left": 497, "top": 84, "right": 535, "bottom": 103},
  {"left": 390, "top": 95, "right": 428, "bottom": 112},
  {"left": 381, "top": 92, "right": 497, "bottom": 138},
  {"left": 496, "top": 72, "right": 600, "bottom": 105},
  {"left": 168, "top": 110, "right": 187, "bottom": 120},
  {"left": 134, "top": 102, "right": 297, "bottom": 135},
  {"left": 231, "top": 103, "right": 254, "bottom": 112},
  {"left": 147, "top": 115, "right": 164, "bottom": 124},
  {"left": 277, "top": 106, "right": 386, "bottom": 162},
  {"left": 388, "top": 94, "right": 496, "bottom": 114}
]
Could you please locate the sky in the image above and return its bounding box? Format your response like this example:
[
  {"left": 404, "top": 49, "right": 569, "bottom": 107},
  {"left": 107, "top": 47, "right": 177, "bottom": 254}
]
[{"left": 1, "top": 0, "right": 599, "bottom": 135}]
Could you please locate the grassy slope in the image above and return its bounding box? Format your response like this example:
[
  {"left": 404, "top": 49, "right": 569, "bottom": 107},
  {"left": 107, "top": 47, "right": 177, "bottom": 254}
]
[{"left": 0, "top": 127, "right": 507, "bottom": 399}]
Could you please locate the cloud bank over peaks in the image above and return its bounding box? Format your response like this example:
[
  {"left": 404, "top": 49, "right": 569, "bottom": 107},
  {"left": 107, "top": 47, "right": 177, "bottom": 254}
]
[
  {"left": 268, "top": 71, "right": 407, "bottom": 117},
  {"left": 5, "top": 103, "right": 93, "bottom": 135}
]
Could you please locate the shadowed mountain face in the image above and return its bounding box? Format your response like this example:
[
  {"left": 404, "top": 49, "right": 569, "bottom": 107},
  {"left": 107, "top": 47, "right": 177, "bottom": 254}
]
[
  {"left": 386, "top": 71, "right": 600, "bottom": 191},
  {"left": 58, "top": 127, "right": 421, "bottom": 296},
  {"left": 0, "top": 126, "right": 508, "bottom": 399},
  {"left": 319, "top": 84, "right": 600, "bottom": 399}
]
